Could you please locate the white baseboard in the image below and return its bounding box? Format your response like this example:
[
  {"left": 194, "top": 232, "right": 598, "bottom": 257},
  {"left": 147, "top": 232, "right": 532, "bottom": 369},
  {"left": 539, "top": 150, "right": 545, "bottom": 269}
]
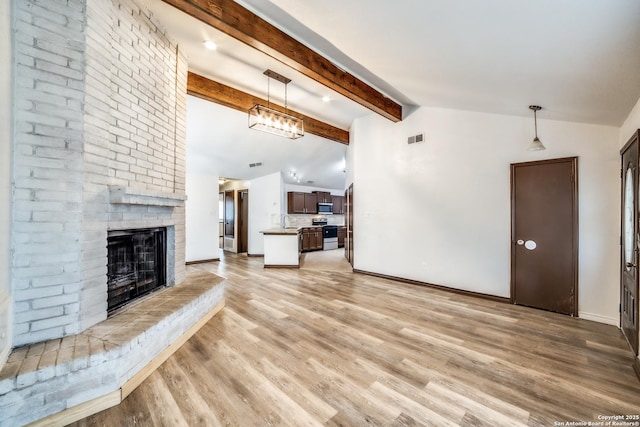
[{"left": 579, "top": 311, "right": 619, "bottom": 326}]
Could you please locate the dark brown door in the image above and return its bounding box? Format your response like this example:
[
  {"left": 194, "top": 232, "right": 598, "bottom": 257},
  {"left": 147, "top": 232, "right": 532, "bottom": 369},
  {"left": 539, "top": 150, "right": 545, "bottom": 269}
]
[
  {"left": 511, "top": 157, "right": 578, "bottom": 316},
  {"left": 238, "top": 190, "right": 249, "bottom": 253},
  {"left": 621, "top": 131, "right": 639, "bottom": 355},
  {"left": 346, "top": 184, "right": 353, "bottom": 266},
  {"left": 224, "top": 190, "right": 234, "bottom": 237}
]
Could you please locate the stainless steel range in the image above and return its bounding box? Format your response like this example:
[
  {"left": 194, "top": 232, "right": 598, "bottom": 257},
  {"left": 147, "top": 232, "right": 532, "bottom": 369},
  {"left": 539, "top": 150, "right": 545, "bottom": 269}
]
[
  {"left": 312, "top": 218, "right": 338, "bottom": 250},
  {"left": 322, "top": 225, "right": 338, "bottom": 250}
]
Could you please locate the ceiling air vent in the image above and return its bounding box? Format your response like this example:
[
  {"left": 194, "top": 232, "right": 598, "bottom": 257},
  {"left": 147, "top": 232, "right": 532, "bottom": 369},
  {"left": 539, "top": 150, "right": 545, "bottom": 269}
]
[
  {"left": 407, "top": 133, "right": 425, "bottom": 144},
  {"left": 249, "top": 162, "right": 263, "bottom": 168}
]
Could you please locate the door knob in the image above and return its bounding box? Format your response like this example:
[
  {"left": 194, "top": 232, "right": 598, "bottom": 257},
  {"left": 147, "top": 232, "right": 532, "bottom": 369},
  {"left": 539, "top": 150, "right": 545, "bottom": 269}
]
[{"left": 516, "top": 239, "right": 537, "bottom": 250}]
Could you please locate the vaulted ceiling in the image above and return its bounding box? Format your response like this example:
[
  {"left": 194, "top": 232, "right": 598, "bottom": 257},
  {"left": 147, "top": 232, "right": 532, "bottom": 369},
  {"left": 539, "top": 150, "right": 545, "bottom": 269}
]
[{"left": 145, "top": 0, "right": 640, "bottom": 189}]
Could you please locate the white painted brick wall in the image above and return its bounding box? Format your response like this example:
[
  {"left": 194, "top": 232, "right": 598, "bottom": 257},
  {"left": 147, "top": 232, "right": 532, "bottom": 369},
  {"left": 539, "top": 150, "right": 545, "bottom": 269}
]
[
  {"left": 12, "top": 0, "right": 187, "bottom": 345},
  {"left": 82, "top": 0, "right": 187, "bottom": 328},
  {"left": 12, "top": 0, "right": 86, "bottom": 347}
]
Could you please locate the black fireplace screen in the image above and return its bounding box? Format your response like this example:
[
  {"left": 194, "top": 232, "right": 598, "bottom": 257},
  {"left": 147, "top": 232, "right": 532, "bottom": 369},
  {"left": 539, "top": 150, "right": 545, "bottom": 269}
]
[{"left": 107, "top": 227, "right": 166, "bottom": 312}]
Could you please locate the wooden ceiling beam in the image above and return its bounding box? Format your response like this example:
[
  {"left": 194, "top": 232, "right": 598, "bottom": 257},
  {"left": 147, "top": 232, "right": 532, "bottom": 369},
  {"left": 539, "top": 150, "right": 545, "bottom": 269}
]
[
  {"left": 187, "top": 72, "right": 350, "bottom": 144},
  {"left": 161, "top": 0, "right": 402, "bottom": 122}
]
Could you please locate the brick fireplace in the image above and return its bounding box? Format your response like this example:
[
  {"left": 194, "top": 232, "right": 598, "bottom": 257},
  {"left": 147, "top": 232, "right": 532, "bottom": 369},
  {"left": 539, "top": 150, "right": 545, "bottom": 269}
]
[
  {"left": 0, "top": 0, "right": 227, "bottom": 425},
  {"left": 107, "top": 227, "right": 167, "bottom": 312},
  {"left": 10, "top": 0, "right": 187, "bottom": 347}
]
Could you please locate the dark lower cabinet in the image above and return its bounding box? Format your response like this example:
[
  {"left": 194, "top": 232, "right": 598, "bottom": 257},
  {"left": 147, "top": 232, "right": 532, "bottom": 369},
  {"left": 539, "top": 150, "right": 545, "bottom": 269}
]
[
  {"left": 300, "top": 227, "right": 323, "bottom": 252},
  {"left": 337, "top": 226, "right": 346, "bottom": 248}
]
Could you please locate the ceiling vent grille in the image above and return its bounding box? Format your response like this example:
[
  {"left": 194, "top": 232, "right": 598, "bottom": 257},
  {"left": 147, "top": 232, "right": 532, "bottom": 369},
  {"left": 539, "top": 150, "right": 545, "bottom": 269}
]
[
  {"left": 407, "top": 133, "right": 425, "bottom": 144},
  {"left": 249, "top": 162, "right": 263, "bottom": 168}
]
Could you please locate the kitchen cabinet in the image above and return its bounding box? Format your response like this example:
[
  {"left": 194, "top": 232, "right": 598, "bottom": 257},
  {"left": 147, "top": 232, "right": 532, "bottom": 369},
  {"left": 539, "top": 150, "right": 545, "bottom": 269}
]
[
  {"left": 313, "top": 191, "right": 331, "bottom": 203},
  {"left": 301, "top": 230, "right": 311, "bottom": 251},
  {"left": 287, "top": 192, "right": 317, "bottom": 214},
  {"left": 312, "top": 228, "right": 323, "bottom": 250},
  {"left": 331, "top": 195, "right": 344, "bottom": 214},
  {"left": 337, "top": 226, "right": 346, "bottom": 248},
  {"left": 300, "top": 227, "right": 323, "bottom": 252},
  {"left": 287, "top": 192, "right": 305, "bottom": 214},
  {"left": 304, "top": 193, "right": 317, "bottom": 214}
]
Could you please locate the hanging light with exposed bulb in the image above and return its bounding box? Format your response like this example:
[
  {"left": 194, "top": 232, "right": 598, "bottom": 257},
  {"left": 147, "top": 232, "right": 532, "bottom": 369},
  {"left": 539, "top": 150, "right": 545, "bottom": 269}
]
[{"left": 248, "top": 69, "right": 304, "bottom": 140}]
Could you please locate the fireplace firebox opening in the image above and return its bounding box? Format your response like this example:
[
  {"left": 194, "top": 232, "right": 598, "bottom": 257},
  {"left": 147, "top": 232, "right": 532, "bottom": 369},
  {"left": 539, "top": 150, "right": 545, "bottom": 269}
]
[{"left": 107, "top": 227, "right": 167, "bottom": 313}]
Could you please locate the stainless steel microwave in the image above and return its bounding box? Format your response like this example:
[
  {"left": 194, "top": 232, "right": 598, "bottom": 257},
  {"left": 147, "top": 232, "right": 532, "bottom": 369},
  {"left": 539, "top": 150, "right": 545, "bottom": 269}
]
[{"left": 317, "top": 202, "right": 333, "bottom": 214}]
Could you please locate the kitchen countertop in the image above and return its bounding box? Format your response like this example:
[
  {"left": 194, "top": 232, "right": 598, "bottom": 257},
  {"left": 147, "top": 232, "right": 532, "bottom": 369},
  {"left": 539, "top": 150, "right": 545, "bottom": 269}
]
[
  {"left": 260, "top": 228, "right": 301, "bottom": 235},
  {"left": 261, "top": 225, "right": 346, "bottom": 235}
]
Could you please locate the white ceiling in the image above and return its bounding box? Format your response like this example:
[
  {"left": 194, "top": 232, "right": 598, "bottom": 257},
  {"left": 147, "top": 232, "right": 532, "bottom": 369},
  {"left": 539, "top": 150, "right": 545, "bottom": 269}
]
[
  {"left": 241, "top": 0, "right": 640, "bottom": 125},
  {"left": 146, "top": 0, "right": 640, "bottom": 190},
  {"left": 187, "top": 96, "right": 347, "bottom": 189}
]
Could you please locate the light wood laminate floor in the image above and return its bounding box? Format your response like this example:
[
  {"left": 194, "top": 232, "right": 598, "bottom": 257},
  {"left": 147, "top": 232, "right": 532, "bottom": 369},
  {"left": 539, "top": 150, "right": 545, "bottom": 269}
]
[{"left": 72, "top": 252, "right": 640, "bottom": 426}]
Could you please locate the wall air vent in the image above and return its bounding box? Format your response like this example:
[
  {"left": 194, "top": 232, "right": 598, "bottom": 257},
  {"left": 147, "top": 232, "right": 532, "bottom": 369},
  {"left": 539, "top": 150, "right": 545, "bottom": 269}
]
[
  {"left": 249, "top": 162, "right": 263, "bottom": 168},
  {"left": 407, "top": 133, "right": 425, "bottom": 144}
]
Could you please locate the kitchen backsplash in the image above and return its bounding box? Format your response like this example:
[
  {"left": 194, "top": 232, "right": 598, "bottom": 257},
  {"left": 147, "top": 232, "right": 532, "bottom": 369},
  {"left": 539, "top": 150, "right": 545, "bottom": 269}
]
[{"left": 277, "top": 214, "right": 345, "bottom": 227}]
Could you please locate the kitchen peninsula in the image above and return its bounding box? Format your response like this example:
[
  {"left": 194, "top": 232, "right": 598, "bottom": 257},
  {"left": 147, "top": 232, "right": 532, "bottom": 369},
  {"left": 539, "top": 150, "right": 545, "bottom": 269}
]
[{"left": 260, "top": 227, "right": 301, "bottom": 267}]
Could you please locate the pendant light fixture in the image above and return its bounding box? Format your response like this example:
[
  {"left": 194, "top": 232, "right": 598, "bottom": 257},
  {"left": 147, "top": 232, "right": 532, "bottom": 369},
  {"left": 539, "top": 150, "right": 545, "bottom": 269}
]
[
  {"left": 248, "top": 69, "right": 304, "bottom": 140},
  {"left": 527, "top": 105, "right": 545, "bottom": 151}
]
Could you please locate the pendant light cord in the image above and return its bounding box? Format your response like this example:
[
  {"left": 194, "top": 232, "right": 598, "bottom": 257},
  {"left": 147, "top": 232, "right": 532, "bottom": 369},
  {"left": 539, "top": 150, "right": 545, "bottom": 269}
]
[{"left": 267, "top": 76, "right": 270, "bottom": 109}]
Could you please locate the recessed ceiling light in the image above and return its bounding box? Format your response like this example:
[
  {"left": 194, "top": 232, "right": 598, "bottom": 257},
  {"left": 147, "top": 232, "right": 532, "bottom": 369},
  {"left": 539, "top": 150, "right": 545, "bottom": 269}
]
[
  {"left": 203, "top": 41, "right": 217, "bottom": 50},
  {"left": 322, "top": 96, "right": 331, "bottom": 103}
]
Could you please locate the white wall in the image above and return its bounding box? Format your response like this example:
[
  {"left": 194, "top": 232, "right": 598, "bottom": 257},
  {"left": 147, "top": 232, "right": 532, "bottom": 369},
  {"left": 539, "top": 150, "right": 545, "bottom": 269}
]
[
  {"left": 620, "top": 96, "right": 640, "bottom": 146},
  {"left": 248, "top": 172, "right": 284, "bottom": 255},
  {"left": 0, "top": 0, "right": 12, "bottom": 368},
  {"left": 186, "top": 174, "right": 220, "bottom": 262},
  {"left": 350, "top": 106, "right": 620, "bottom": 324}
]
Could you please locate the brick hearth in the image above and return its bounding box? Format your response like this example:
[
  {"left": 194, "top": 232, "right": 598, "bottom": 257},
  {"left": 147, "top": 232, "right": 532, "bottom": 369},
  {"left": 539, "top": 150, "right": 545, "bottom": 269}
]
[{"left": 0, "top": 271, "right": 225, "bottom": 426}]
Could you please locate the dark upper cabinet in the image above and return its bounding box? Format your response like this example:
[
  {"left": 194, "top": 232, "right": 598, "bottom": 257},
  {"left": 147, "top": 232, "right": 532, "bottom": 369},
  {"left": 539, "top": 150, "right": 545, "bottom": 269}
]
[
  {"left": 331, "top": 195, "right": 344, "bottom": 214},
  {"left": 287, "top": 192, "right": 305, "bottom": 214},
  {"left": 304, "top": 193, "right": 317, "bottom": 214},
  {"left": 287, "top": 192, "right": 318, "bottom": 214},
  {"left": 313, "top": 191, "right": 331, "bottom": 203}
]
